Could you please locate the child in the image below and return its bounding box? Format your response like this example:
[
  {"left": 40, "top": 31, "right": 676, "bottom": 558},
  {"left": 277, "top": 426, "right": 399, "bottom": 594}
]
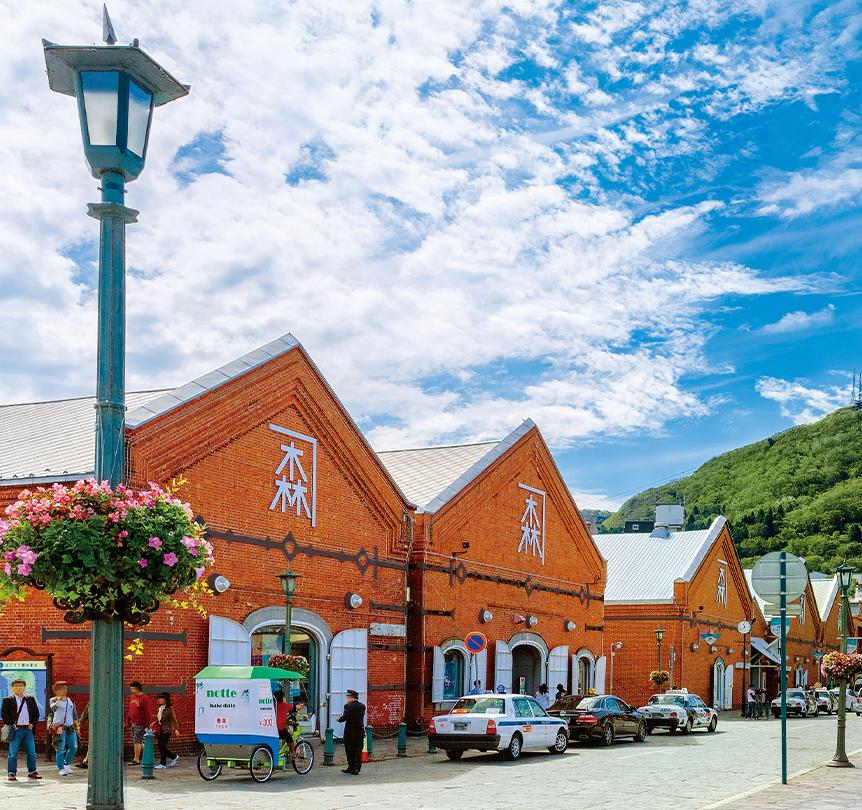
[{"left": 152, "top": 693, "right": 179, "bottom": 769}]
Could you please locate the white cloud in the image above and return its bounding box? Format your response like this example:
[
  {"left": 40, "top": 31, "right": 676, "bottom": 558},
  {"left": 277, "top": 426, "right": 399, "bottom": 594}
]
[
  {"left": 761, "top": 304, "right": 835, "bottom": 334},
  {"left": 755, "top": 377, "right": 849, "bottom": 424}
]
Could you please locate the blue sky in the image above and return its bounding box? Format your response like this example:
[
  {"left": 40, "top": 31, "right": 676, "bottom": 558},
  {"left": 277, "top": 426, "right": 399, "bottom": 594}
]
[{"left": 1, "top": 1, "right": 860, "bottom": 510}]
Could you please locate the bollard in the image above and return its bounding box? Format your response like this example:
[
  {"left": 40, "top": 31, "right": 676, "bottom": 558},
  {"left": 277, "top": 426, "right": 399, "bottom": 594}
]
[
  {"left": 324, "top": 726, "right": 335, "bottom": 766},
  {"left": 141, "top": 729, "right": 155, "bottom": 780},
  {"left": 397, "top": 722, "right": 407, "bottom": 758},
  {"left": 427, "top": 731, "right": 436, "bottom": 755},
  {"left": 365, "top": 725, "right": 373, "bottom": 761}
]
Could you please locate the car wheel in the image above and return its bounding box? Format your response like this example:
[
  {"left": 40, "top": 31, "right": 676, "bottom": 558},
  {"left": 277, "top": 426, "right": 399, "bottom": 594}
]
[
  {"left": 548, "top": 730, "right": 568, "bottom": 754},
  {"left": 814, "top": 707, "right": 819, "bottom": 718},
  {"left": 681, "top": 717, "right": 693, "bottom": 735},
  {"left": 772, "top": 710, "right": 780, "bottom": 718},
  {"left": 707, "top": 717, "right": 717, "bottom": 733},
  {"left": 505, "top": 733, "right": 522, "bottom": 761},
  {"left": 634, "top": 721, "right": 647, "bottom": 743},
  {"left": 600, "top": 723, "right": 615, "bottom": 747},
  {"left": 445, "top": 750, "right": 463, "bottom": 761}
]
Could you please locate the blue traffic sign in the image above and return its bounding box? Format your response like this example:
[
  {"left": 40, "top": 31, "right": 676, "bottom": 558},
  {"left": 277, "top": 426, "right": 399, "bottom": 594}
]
[
  {"left": 465, "top": 632, "right": 487, "bottom": 653},
  {"left": 769, "top": 617, "right": 791, "bottom": 632}
]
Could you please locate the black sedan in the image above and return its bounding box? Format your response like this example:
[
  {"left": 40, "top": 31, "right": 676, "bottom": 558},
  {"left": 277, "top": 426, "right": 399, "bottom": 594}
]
[{"left": 546, "top": 694, "right": 648, "bottom": 746}]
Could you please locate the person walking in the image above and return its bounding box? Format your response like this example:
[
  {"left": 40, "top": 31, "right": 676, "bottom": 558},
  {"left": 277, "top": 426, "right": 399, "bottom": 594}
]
[
  {"left": 2, "top": 678, "right": 42, "bottom": 781},
  {"left": 746, "top": 685, "right": 757, "bottom": 719},
  {"left": 337, "top": 689, "right": 366, "bottom": 775},
  {"left": 535, "top": 683, "right": 551, "bottom": 709},
  {"left": 49, "top": 681, "right": 79, "bottom": 775},
  {"left": 152, "top": 693, "right": 180, "bottom": 770},
  {"left": 127, "top": 681, "right": 153, "bottom": 766}
]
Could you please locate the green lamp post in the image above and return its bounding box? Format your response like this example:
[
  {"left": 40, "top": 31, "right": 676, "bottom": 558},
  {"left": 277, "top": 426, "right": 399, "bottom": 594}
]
[
  {"left": 828, "top": 562, "right": 855, "bottom": 768},
  {"left": 655, "top": 627, "right": 665, "bottom": 690},
  {"left": 42, "top": 9, "right": 188, "bottom": 810},
  {"left": 278, "top": 570, "right": 302, "bottom": 658}
]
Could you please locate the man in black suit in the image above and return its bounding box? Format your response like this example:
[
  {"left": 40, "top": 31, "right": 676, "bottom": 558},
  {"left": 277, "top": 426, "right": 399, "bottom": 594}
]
[
  {"left": 2, "top": 678, "right": 42, "bottom": 781},
  {"left": 337, "top": 689, "right": 366, "bottom": 775}
]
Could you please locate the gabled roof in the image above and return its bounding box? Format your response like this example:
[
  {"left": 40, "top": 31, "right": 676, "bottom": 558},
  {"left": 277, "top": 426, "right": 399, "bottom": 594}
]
[
  {"left": 125, "top": 334, "right": 301, "bottom": 427},
  {"left": 376, "top": 420, "right": 536, "bottom": 513},
  {"left": 594, "top": 517, "right": 726, "bottom": 603},
  {"left": 0, "top": 390, "right": 167, "bottom": 485},
  {"left": 810, "top": 576, "right": 840, "bottom": 623}
]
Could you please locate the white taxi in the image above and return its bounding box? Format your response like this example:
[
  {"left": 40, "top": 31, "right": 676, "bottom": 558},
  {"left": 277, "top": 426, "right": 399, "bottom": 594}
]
[
  {"left": 637, "top": 689, "right": 718, "bottom": 734},
  {"left": 428, "top": 694, "right": 569, "bottom": 760}
]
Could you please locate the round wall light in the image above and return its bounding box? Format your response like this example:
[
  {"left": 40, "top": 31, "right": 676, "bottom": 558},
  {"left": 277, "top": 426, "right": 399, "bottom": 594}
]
[
  {"left": 207, "top": 573, "right": 230, "bottom": 594},
  {"left": 526, "top": 615, "right": 538, "bottom": 628},
  {"left": 564, "top": 620, "right": 576, "bottom": 632},
  {"left": 345, "top": 592, "right": 363, "bottom": 610},
  {"left": 479, "top": 609, "right": 493, "bottom": 624}
]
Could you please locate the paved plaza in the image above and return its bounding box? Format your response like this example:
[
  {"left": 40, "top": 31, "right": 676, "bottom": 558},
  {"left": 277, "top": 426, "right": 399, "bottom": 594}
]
[{"left": 4, "top": 712, "right": 862, "bottom": 809}]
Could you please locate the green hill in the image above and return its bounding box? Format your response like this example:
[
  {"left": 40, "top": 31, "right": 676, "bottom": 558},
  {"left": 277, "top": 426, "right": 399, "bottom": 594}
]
[{"left": 599, "top": 406, "right": 862, "bottom": 571}]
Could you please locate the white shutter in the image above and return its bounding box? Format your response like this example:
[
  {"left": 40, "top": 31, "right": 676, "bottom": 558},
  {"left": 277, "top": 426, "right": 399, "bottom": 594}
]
[
  {"left": 594, "top": 656, "right": 607, "bottom": 694},
  {"left": 330, "top": 629, "right": 367, "bottom": 737},
  {"left": 724, "top": 664, "right": 734, "bottom": 710},
  {"left": 547, "top": 645, "right": 569, "bottom": 692},
  {"left": 475, "top": 648, "right": 488, "bottom": 692},
  {"left": 494, "top": 640, "right": 512, "bottom": 693},
  {"left": 208, "top": 615, "right": 251, "bottom": 666},
  {"left": 431, "top": 647, "right": 445, "bottom": 704}
]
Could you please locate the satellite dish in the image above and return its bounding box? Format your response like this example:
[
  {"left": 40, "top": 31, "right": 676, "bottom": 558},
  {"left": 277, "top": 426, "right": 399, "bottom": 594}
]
[{"left": 751, "top": 552, "right": 808, "bottom": 604}]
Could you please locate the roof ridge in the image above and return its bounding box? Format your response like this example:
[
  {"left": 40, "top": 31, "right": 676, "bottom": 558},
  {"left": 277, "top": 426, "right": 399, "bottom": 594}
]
[
  {"left": 376, "top": 439, "right": 500, "bottom": 454},
  {"left": 0, "top": 389, "right": 171, "bottom": 410}
]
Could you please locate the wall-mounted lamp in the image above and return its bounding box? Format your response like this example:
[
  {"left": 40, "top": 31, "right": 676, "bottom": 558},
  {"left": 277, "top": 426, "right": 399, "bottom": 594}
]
[
  {"left": 345, "top": 592, "right": 362, "bottom": 610},
  {"left": 479, "top": 609, "right": 493, "bottom": 624},
  {"left": 690, "top": 643, "right": 699, "bottom": 652},
  {"left": 794, "top": 656, "right": 801, "bottom": 662},
  {"left": 452, "top": 541, "right": 470, "bottom": 558},
  {"left": 614, "top": 641, "right": 622, "bottom": 650},
  {"left": 726, "top": 648, "right": 734, "bottom": 655},
  {"left": 564, "top": 620, "right": 576, "bottom": 632},
  {"left": 207, "top": 573, "right": 230, "bottom": 594},
  {"left": 709, "top": 645, "right": 717, "bottom": 653},
  {"left": 526, "top": 615, "right": 538, "bottom": 628}
]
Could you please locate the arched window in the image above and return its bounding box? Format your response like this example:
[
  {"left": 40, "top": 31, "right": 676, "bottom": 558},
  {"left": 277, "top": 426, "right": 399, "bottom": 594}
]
[
  {"left": 443, "top": 649, "right": 466, "bottom": 700},
  {"left": 575, "top": 649, "right": 596, "bottom": 695}
]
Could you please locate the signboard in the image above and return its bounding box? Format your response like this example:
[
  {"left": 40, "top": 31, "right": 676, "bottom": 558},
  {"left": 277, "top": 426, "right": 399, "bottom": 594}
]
[
  {"left": 517, "top": 483, "right": 546, "bottom": 565},
  {"left": 700, "top": 633, "right": 720, "bottom": 645},
  {"left": 195, "top": 679, "right": 277, "bottom": 740},
  {"left": 0, "top": 660, "right": 47, "bottom": 721},
  {"left": 519, "top": 676, "right": 526, "bottom": 695},
  {"left": 763, "top": 603, "right": 802, "bottom": 618},
  {"left": 848, "top": 640, "right": 858, "bottom": 654},
  {"left": 465, "top": 632, "right": 487, "bottom": 654},
  {"left": 751, "top": 552, "right": 808, "bottom": 603},
  {"left": 769, "top": 617, "right": 791, "bottom": 633}
]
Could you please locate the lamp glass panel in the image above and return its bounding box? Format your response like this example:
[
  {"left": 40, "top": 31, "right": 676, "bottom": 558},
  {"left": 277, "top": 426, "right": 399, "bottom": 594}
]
[
  {"left": 127, "top": 79, "right": 152, "bottom": 157},
  {"left": 81, "top": 71, "right": 119, "bottom": 146}
]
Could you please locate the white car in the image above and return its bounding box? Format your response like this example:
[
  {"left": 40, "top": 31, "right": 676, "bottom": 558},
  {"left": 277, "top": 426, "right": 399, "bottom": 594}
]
[
  {"left": 770, "top": 689, "right": 818, "bottom": 718},
  {"left": 637, "top": 689, "right": 718, "bottom": 734},
  {"left": 428, "top": 694, "right": 569, "bottom": 760}
]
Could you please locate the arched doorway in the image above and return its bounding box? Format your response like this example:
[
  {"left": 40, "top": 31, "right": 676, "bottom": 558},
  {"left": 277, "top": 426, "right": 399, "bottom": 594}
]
[
  {"left": 443, "top": 648, "right": 466, "bottom": 700},
  {"left": 713, "top": 659, "right": 726, "bottom": 709},
  {"left": 512, "top": 645, "right": 541, "bottom": 696},
  {"left": 575, "top": 649, "right": 595, "bottom": 694}
]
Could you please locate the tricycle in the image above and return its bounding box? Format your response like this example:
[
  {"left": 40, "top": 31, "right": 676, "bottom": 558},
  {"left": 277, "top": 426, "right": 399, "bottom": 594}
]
[{"left": 194, "top": 665, "right": 314, "bottom": 783}]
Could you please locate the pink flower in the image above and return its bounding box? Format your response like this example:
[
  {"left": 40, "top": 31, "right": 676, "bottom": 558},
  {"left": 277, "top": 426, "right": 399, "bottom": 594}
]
[
  {"left": 17, "top": 563, "right": 31, "bottom": 576},
  {"left": 139, "top": 558, "right": 148, "bottom": 568},
  {"left": 163, "top": 552, "right": 178, "bottom": 567},
  {"left": 3, "top": 562, "right": 11, "bottom": 576},
  {"left": 148, "top": 537, "right": 162, "bottom": 550},
  {"left": 195, "top": 567, "right": 206, "bottom": 581},
  {"left": 119, "top": 530, "right": 128, "bottom": 539}
]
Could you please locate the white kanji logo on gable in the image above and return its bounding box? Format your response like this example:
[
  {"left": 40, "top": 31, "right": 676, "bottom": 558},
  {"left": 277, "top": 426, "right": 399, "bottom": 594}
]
[
  {"left": 268, "top": 424, "right": 317, "bottom": 526},
  {"left": 517, "top": 483, "right": 546, "bottom": 565}
]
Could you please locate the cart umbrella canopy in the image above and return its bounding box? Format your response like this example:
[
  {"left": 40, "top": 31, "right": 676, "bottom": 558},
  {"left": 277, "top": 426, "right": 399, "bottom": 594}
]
[
  {"left": 195, "top": 665, "right": 305, "bottom": 680},
  {"left": 195, "top": 666, "right": 301, "bottom": 756}
]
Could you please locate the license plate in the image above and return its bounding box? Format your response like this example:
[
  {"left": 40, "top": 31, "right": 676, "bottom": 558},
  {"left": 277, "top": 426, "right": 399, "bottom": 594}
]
[{"left": 454, "top": 722, "right": 468, "bottom": 731}]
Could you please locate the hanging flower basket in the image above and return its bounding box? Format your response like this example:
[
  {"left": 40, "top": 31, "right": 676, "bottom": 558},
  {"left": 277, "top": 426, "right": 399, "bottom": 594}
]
[
  {"left": 649, "top": 670, "right": 670, "bottom": 687},
  {"left": 821, "top": 652, "right": 862, "bottom": 681},
  {"left": 268, "top": 654, "right": 309, "bottom": 677},
  {"left": 0, "top": 479, "right": 214, "bottom": 625}
]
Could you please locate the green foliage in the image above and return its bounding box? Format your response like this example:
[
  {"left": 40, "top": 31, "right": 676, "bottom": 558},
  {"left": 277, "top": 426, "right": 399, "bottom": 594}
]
[{"left": 598, "top": 407, "right": 862, "bottom": 571}]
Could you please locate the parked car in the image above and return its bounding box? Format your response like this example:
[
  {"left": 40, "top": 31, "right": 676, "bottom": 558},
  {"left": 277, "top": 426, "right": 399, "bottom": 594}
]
[
  {"left": 428, "top": 694, "right": 569, "bottom": 760},
  {"left": 814, "top": 689, "right": 838, "bottom": 714},
  {"left": 827, "top": 686, "right": 858, "bottom": 711},
  {"left": 637, "top": 690, "right": 718, "bottom": 734},
  {"left": 546, "top": 694, "right": 647, "bottom": 746},
  {"left": 770, "top": 689, "right": 818, "bottom": 717}
]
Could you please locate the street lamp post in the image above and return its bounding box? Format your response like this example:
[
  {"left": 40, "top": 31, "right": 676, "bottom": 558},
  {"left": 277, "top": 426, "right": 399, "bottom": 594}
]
[
  {"left": 42, "top": 10, "right": 188, "bottom": 810},
  {"left": 655, "top": 627, "right": 665, "bottom": 690},
  {"left": 278, "top": 570, "right": 301, "bottom": 658},
  {"left": 829, "top": 562, "right": 855, "bottom": 768}
]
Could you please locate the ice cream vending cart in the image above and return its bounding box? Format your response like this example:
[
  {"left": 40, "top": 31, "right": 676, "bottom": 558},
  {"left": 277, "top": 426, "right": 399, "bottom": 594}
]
[{"left": 195, "top": 665, "right": 314, "bottom": 782}]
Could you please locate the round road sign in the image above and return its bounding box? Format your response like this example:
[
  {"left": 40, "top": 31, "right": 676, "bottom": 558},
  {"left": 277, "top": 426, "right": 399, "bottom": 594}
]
[
  {"left": 465, "top": 632, "right": 487, "bottom": 654},
  {"left": 737, "top": 620, "right": 752, "bottom": 635},
  {"left": 751, "top": 552, "right": 808, "bottom": 604}
]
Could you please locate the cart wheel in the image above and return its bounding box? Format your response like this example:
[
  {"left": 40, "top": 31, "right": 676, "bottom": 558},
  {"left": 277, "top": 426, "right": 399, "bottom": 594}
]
[
  {"left": 292, "top": 740, "right": 314, "bottom": 774},
  {"left": 249, "top": 745, "right": 274, "bottom": 783},
  {"left": 197, "top": 749, "right": 222, "bottom": 781}
]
